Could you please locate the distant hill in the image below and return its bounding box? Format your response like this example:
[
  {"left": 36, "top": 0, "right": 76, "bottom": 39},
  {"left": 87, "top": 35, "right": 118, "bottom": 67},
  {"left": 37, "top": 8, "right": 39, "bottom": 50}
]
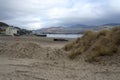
[
  {"left": 33, "top": 24, "right": 98, "bottom": 34},
  {"left": 101, "top": 23, "right": 120, "bottom": 27},
  {"left": 0, "top": 22, "right": 32, "bottom": 35},
  {"left": 0, "top": 22, "right": 9, "bottom": 33},
  {"left": 33, "top": 23, "right": 120, "bottom": 34},
  {"left": 66, "top": 24, "right": 96, "bottom": 28},
  {"left": 0, "top": 22, "right": 9, "bottom": 26}
]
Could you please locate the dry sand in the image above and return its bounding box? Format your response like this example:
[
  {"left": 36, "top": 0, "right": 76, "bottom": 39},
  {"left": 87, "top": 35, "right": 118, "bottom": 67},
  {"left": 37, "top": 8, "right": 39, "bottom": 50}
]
[{"left": 0, "top": 36, "right": 120, "bottom": 80}]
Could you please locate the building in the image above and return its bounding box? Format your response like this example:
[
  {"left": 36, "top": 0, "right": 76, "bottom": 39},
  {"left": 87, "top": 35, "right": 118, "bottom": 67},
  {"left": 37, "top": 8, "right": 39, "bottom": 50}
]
[{"left": 5, "top": 27, "right": 19, "bottom": 36}]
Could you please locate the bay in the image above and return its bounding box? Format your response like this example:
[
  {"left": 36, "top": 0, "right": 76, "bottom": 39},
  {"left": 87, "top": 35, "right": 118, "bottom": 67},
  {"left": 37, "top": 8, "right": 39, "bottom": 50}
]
[{"left": 47, "top": 34, "right": 83, "bottom": 38}]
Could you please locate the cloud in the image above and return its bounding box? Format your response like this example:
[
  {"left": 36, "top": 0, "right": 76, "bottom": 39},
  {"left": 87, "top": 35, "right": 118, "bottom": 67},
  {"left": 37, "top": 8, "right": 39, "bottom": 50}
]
[
  {"left": 0, "top": 0, "right": 120, "bottom": 30},
  {"left": 47, "top": 0, "right": 120, "bottom": 26}
]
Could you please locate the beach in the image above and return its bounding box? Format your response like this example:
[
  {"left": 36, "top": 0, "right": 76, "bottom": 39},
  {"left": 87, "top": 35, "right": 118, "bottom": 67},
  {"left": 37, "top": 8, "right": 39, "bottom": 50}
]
[{"left": 0, "top": 36, "right": 120, "bottom": 80}]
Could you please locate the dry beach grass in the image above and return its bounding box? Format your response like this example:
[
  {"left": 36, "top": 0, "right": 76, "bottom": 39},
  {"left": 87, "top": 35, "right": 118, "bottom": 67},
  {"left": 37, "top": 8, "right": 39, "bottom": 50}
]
[{"left": 64, "top": 27, "right": 120, "bottom": 62}]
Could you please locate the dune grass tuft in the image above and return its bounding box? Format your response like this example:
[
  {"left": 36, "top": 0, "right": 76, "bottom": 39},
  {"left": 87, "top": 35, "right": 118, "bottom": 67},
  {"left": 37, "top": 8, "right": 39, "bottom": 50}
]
[{"left": 64, "top": 27, "right": 120, "bottom": 61}]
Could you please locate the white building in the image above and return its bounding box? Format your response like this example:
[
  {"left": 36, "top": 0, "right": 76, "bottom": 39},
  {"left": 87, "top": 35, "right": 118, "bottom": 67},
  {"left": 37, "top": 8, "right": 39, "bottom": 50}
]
[{"left": 5, "top": 27, "right": 19, "bottom": 36}]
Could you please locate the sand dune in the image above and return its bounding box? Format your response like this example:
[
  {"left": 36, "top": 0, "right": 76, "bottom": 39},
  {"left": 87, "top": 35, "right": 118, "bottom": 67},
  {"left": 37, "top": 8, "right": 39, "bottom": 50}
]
[{"left": 0, "top": 36, "right": 120, "bottom": 80}]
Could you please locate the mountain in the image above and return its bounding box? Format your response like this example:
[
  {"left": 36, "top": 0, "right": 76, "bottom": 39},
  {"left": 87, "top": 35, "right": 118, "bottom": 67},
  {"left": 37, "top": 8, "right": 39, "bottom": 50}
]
[
  {"left": 33, "top": 24, "right": 98, "bottom": 34},
  {"left": 101, "top": 23, "right": 120, "bottom": 27},
  {"left": 98, "top": 23, "right": 120, "bottom": 30},
  {"left": 0, "top": 22, "right": 9, "bottom": 26},
  {"left": 33, "top": 27, "right": 67, "bottom": 34},
  {"left": 66, "top": 24, "right": 96, "bottom": 28},
  {"left": 33, "top": 23, "right": 120, "bottom": 34}
]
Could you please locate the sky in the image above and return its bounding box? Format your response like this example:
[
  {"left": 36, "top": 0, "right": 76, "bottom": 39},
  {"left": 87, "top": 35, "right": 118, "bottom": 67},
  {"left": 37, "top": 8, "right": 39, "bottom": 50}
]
[{"left": 0, "top": 0, "right": 120, "bottom": 30}]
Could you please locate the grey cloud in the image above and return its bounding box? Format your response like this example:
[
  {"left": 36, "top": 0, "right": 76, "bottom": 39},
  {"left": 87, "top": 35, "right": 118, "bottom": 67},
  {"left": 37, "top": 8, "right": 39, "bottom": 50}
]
[{"left": 0, "top": 0, "right": 120, "bottom": 30}]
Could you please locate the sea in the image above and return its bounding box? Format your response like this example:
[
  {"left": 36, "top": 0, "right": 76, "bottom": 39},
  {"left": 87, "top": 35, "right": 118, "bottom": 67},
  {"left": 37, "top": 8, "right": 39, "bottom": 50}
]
[{"left": 47, "top": 34, "right": 83, "bottom": 38}]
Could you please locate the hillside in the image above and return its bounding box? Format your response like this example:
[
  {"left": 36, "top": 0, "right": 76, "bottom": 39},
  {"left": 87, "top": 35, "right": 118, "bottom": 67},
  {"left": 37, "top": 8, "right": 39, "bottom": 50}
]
[
  {"left": 0, "top": 22, "right": 9, "bottom": 33},
  {"left": 0, "top": 22, "right": 9, "bottom": 26},
  {"left": 34, "top": 23, "right": 120, "bottom": 34},
  {"left": 101, "top": 23, "right": 120, "bottom": 27},
  {"left": 64, "top": 27, "right": 120, "bottom": 62},
  {"left": 0, "top": 22, "right": 32, "bottom": 35},
  {"left": 34, "top": 25, "right": 98, "bottom": 34}
]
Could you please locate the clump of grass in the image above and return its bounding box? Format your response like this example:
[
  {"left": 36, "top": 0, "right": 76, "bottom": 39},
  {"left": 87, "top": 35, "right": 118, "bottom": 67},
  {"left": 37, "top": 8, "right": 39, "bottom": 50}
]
[
  {"left": 97, "top": 29, "right": 111, "bottom": 38},
  {"left": 65, "top": 30, "right": 98, "bottom": 59},
  {"left": 85, "top": 37, "right": 117, "bottom": 62},
  {"left": 64, "top": 27, "right": 120, "bottom": 62},
  {"left": 68, "top": 47, "right": 84, "bottom": 59},
  {"left": 63, "top": 41, "right": 76, "bottom": 51}
]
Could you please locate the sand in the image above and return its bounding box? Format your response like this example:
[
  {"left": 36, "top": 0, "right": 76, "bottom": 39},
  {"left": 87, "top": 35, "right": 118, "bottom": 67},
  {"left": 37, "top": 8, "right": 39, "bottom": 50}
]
[{"left": 0, "top": 36, "right": 120, "bottom": 80}]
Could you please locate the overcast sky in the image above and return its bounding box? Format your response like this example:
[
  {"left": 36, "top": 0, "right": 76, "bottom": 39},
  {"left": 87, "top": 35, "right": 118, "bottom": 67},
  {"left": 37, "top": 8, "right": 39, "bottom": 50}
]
[{"left": 0, "top": 0, "right": 120, "bottom": 30}]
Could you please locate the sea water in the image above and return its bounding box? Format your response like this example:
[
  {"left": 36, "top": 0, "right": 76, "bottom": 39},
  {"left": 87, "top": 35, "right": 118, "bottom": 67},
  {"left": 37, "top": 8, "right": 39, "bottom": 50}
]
[{"left": 47, "top": 34, "right": 83, "bottom": 38}]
